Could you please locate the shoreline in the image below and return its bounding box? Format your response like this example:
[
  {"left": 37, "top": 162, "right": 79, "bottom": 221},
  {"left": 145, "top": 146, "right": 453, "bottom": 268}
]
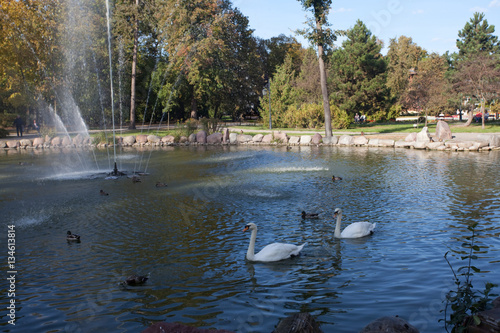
[{"left": 1, "top": 129, "right": 499, "bottom": 152}]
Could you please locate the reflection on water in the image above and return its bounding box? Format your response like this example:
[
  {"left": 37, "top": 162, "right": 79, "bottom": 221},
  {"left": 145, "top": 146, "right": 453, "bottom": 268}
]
[{"left": 0, "top": 146, "right": 499, "bottom": 333}]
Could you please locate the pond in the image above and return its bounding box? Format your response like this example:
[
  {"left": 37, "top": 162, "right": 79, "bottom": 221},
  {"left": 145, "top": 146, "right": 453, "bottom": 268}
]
[{"left": 1, "top": 145, "right": 499, "bottom": 333}]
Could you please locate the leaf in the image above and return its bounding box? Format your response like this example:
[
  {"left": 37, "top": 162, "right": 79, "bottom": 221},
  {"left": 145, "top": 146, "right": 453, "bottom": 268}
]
[
  {"left": 471, "top": 266, "right": 481, "bottom": 273},
  {"left": 473, "top": 315, "right": 481, "bottom": 325}
]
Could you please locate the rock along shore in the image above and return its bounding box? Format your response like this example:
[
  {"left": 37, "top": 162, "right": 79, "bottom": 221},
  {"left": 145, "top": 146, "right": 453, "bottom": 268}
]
[{"left": 1, "top": 124, "right": 499, "bottom": 152}]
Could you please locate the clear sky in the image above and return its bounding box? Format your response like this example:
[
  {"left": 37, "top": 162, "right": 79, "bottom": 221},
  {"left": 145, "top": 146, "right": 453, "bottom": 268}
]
[{"left": 233, "top": 0, "right": 500, "bottom": 55}]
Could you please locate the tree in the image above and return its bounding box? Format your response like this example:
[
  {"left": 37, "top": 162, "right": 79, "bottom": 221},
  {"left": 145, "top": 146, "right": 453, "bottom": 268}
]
[
  {"left": 261, "top": 34, "right": 303, "bottom": 79},
  {"left": 294, "top": 48, "right": 321, "bottom": 104},
  {"left": 0, "top": 0, "right": 64, "bottom": 121},
  {"left": 158, "top": 0, "right": 262, "bottom": 120},
  {"left": 456, "top": 12, "right": 500, "bottom": 59},
  {"left": 452, "top": 53, "right": 500, "bottom": 128},
  {"left": 329, "top": 20, "right": 389, "bottom": 125},
  {"left": 297, "top": 0, "right": 336, "bottom": 137},
  {"left": 259, "top": 54, "right": 297, "bottom": 128},
  {"left": 386, "top": 36, "right": 426, "bottom": 105},
  {"left": 401, "top": 53, "right": 450, "bottom": 125}
]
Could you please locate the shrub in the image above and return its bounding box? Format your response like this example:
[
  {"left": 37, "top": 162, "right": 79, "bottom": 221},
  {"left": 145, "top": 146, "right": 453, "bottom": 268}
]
[
  {"left": 441, "top": 222, "right": 497, "bottom": 333},
  {"left": 331, "top": 105, "right": 351, "bottom": 129}
]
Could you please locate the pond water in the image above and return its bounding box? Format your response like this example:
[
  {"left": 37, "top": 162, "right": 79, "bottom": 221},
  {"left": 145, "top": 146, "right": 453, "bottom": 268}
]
[{"left": 1, "top": 145, "right": 499, "bottom": 333}]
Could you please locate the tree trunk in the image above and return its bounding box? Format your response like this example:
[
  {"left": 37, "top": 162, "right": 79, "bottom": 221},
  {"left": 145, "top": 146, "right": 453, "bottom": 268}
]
[
  {"left": 464, "top": 106, "right": 473, "bottom": 127},
  {"left": 316, "top": 21, "right": 332, "bottom": 137},
  {"left": 128, "top": 0, "right": 139, "bottom": 130}
]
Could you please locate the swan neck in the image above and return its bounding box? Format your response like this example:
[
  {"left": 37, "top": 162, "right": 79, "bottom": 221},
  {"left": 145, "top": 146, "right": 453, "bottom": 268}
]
[
  {"left": 334, "top": 212, "right": 342, "bottom": 238},
  {"left": 246, "top": 228, "right": 257, "bottom": 260}
]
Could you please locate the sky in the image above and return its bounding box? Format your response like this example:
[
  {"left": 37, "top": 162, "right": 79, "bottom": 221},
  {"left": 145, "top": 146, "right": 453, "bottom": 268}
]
[{"left": 233, "top": 0, "right": 500, "bottom": 55}]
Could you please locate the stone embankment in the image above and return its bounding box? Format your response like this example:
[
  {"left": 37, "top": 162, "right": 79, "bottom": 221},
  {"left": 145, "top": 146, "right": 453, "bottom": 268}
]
[{"left": 1, "top": 122, "right": 499, "bottom": 152}]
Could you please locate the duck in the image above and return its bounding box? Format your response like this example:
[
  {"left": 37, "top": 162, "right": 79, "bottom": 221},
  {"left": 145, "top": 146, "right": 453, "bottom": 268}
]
[
  {"left": 122, "top": 274, "right": 149, "bottom": 286},
  {"left": 100, "top": 189, "right": 109, "bottom": 196},
  {"left": 332, "top": 175, "right": 343, "bottom": 181},
  {"left": 333, "top": 208, "right": 376, "bottom": 239},
  {"left": 131, "top": 175, "right": 141, "bottom": 183},
  {"left": 301, "top": 211, "right": 319, "bottom": 219},
  {"left": 66, "top": 231, "right": 81, "bottom": 241},
  {"left": 243, "top": 223, "right": 306, "bottom": 262},
  {"left": 155, "top": 182, "right": 167, "bottom": 187}
]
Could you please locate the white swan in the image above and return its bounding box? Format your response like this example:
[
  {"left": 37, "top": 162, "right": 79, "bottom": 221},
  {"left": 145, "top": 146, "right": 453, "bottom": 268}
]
[
  {"left": 333, "top": 208, "right": 376, "bottom": 239},
  {"left": 243, "top": 223, "right": 306, "bottom": 262}
]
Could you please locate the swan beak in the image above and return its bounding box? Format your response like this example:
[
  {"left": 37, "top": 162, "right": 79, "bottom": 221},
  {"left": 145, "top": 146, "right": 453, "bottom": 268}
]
[
  {"left": 333, "top": 212, "right": 338, "bottom": 218},
  {"left": 243, "top": 226, "right": 249, "bottom": 232}
]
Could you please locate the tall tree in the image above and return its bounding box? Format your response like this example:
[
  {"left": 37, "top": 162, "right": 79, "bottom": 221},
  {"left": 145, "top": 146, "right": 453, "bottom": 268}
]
[
  {"left": 452, "top": 53, "right": 500, "bottom": 128},
  {"left": 297, "top": 0, "right": 336, "bottom": 137},
  {"left": 386, "top": 36, "right": 426, "bottom": 105},
  {"left": 0, "top": 0, "right": 64, "bottom": 119},
  {"left": 456, "top": 12, "right": 500, "bottom": 59},
  {"left": 262, "top": 34, "right": 303, "bottom": 79},
  {"left": 401, "top": 53, "right": 450, "bottom": 125},
  {"left": 329, "top": 20, "right": 388, "bottom": 125},
  {"left": 158, "top": 0, "right": 262, "bottom": 120}
]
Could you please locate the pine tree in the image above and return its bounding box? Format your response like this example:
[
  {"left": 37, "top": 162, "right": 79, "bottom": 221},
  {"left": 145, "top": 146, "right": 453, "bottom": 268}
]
[
  {"left": 456, "top": 12, "right": 500, "bottom": 58},
  {"left": 329, "top": 20, "right": 388, "bottom": 124}
]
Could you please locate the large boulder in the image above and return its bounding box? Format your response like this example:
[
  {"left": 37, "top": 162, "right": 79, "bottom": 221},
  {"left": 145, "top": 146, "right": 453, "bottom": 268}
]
[
  {"left": 252, "top": 134, "right": 264, "bottom": 143},
  {"left": 289, "top": 136, "right": 300, "bottom": 145},
  {"left": 0, "top": 141, "right": 6, "bottom": 148},
  {"left": 405, "top": 132, "right": 417, "bottom": 142},
  {"left": 123, "top": 135, "right": 136, "bottom": 145},
  {"left": 62, "top": 136, "right": 72, "bottom": 146},
  {"left": 273, "top": 131, "right": 288, "bottom": 144},
  {"left": 379, "top": 139, "right": 395, "bottom": 147},
  {"left": 207, "top": 132, "right": 222, "bottom": 144},
  {"left": 51, "top": 136, "right": 62, "bottom": 146},
  {"left": 435, "top": 120, "right": 452, "bottom": 141},
  {"left": 136, "top": 134, "right": 148, "bottom": 144},
  {"left": 237, "top": 134, "right": 253, "bottom": 143},
  {"left": 353, "top": 136, "right": 369, "bottom": 145},
  {"left": 73, "top": 134, "right": 85, "bottom": 145},
  {"left": 478, "top": 134, "right": 500, "bottom": 148},
  {"left": 179, "top": 136, "right": 188, "bottom": 143},
  {"left": 196, "top": 131, "right": 207, "bottom": 144},
  {"left": 300, "top": 135, "right": 312, "bottom": 145},
  {"left": 360, "top": 316, "right": 419, "bottom": 333},
  {"left": 311, "top": 133, "right": 323, "bottom": 145},
  {"left": 188, "top": 133, "right": 197, "bottom": 143},
  {"left": 322, "top": 136, "right": 338, "bottom": 145},
  {"left": 147, "top": 134, "right": 161, "bottom": 144},
  {"left": 162, "top": 135, "right": 175, "bottom": 143},
  {"left": 416, "top": 127, "right": 431, "bottom": 142},
  {"left": 20, "top": 139, "right": 32, "bottom": 147},
  {"left": 7, "top": 140, "right": 19, "bottom": 148},
  {"left": 229, "top": 132, "right": 237, "bottom": 144},
  {"left": 33, "top": 138, "right": 44, "bottom": 147},
  {"left": 338, "top": 135, "right": 354, "bottom": 145},
  {"left": 261, "top": 134, "right": 273, "bottom": 143}
]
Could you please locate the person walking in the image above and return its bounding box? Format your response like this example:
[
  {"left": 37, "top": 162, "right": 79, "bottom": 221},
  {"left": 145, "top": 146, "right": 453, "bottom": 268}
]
[{"left": 13, "top": 115, "right": 25, "bottom": 137}]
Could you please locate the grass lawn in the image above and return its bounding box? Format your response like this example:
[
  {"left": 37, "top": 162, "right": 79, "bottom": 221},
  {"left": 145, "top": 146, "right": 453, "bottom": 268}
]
[{"left": 85, "top": 119, "right": 500, "bottom": 142}]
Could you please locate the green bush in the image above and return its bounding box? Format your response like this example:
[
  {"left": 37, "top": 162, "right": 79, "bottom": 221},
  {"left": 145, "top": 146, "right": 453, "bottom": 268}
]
[
  {"left": 182, "top": 119, "right": 199, "bottom": 137},
  {"left": 442, "top": 222, "right": 497, "bottom": 333},
  {"left": 332, "top": 105, "right": 351, "bottom": 129},
  {"left": 282, "top": 103, "right": 324, "bottom": 129}
]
